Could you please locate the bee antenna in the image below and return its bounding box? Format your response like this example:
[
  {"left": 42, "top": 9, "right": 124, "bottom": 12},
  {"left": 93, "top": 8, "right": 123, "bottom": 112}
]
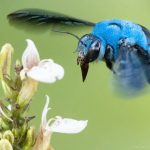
[
  {"left": 52, "top": 30, "right": 80, "bottom": 40},
  {"left": 52, "top": 30, "right": 87, "bottom": 47}
]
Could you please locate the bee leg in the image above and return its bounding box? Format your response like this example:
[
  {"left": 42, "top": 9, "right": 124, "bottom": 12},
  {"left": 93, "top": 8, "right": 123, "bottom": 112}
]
[
  {"left": 105, "top": 60, "right": 113, "bottom": 70},
  {"left": 104, "top": 45, "right": 114, "bottom": 70}
]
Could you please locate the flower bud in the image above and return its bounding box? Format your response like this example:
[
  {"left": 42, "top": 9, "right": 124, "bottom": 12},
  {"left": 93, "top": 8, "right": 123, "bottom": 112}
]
[
  {"left": 22, "top": 126, "right": 35, "bottom": 150},
  {"left": 20, "top": 123, "right": 28, "bottom": 138},
  {"left": 15, "top": 60, "right": 22, "bottom": 75},
  {"left": 0, "top": 43, "right": 13, "bottom": 79},
  {"left": 1, "top": 80, "right": 14, "bottom": 99},
  {"left": 3, "top": 130, "right": 14, "bottom": 144},
  {"left": 0, "top": 118, "right": 9, "bottom": 130},
  {"left": 12, "top": 128, "right": 19, "bottom": 141},
  {"left": 0, "top": 133, "right": 2, "bottom": 139},
  {"left": 0, "top": 139, "right": 13, "bottom": 150},
  {"left": 17, "top": 78, "right": 38, "bottom": 107}
]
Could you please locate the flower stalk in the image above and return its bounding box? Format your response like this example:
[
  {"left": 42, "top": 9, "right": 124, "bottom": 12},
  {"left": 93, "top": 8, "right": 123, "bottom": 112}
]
[{"left": 0, "top": 39, "right": 88, "bottom": 150}]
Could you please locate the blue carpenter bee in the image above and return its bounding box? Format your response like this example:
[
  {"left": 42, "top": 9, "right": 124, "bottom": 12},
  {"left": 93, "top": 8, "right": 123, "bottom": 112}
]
[{"left": 7, "top": 9, "right": 150, "bottom": 93}]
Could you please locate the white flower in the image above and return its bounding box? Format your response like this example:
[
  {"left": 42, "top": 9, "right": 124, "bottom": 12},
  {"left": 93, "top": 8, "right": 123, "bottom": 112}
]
[
  {"left": 42, "top": 95, "right": 88, "bottom": 134},
  {"left": 33, "top": 95, "right": 88, "bottom": 150},
  {"left": 21, "top": 39, "right": 64, "bottom": 83},
  {"left": 17, "top": 39, "right": 64, "bottom": 107}
]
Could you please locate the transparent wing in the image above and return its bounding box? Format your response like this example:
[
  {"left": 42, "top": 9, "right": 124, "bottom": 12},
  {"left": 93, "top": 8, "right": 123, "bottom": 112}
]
[{"left": 113, "top": 45, "right": 147, "bottom": 95}]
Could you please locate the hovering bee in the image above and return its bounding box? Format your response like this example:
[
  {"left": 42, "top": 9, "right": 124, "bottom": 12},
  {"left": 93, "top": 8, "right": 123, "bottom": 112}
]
[{"left": 7, "top": 9, "right": 150, "bottom": 94}]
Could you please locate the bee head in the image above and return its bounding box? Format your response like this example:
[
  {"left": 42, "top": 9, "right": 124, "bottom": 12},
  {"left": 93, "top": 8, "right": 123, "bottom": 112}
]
[{"left": 77, "top": 34, "right": 101, "bottom": 81}]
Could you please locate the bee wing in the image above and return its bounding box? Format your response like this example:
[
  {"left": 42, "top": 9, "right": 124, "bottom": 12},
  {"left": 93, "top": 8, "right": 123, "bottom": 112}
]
[
  {"left": 113, "top": 45, "right": 147, "bottom": 95},
  {"left": 7, "top": 8, "right": 95, "bottom": 27},
  {"left": 138, "top": 24, "right": 150, "bottom": 45}
]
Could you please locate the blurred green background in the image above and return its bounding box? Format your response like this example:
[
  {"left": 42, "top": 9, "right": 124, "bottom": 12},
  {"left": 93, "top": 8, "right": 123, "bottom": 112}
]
[{"left": 1, "top": 0, "right": 150, "bottom": 150}]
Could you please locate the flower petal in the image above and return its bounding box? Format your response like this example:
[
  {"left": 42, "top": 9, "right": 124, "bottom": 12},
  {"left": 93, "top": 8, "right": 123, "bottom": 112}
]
[
  {"left": 38, "top": 59, "right": 64, "bottom": 81},
  {"left": 41, "top": 95, "right": 51, "bottom": 127},
  {"left": 48, "top": 116, "right": 88, "bottom": 134},
  {"left": 20, "top": 68, "right": 28, "bottom": 80},
  {"left": 22, "top": 39, "right": 40, "bottom": 69},
  {"left": 27, "top": 59, "right": 64, "bottom": 83}
]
